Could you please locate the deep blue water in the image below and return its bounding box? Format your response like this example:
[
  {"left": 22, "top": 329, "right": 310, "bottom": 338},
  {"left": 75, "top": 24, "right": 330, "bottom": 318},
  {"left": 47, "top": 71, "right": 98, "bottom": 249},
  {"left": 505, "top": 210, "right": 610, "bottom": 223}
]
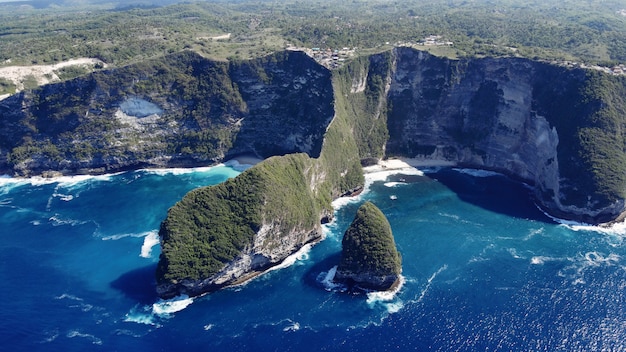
[{"left": 2, "top": 164, "right": 626, "bottom": 351}]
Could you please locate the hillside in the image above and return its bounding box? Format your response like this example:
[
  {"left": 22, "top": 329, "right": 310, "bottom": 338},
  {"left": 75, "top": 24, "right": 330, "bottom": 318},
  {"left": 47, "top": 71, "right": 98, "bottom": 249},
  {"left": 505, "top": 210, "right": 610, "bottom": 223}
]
[{"left": 3, "top": 46, "right": 626, "bottom": 297}]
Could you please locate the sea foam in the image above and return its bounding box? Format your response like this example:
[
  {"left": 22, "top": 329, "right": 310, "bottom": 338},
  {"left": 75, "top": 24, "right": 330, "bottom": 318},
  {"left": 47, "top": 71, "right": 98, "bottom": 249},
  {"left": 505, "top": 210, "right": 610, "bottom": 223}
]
[
  {"left": 152, "top": 295, "right": 194, "bottom": 317},
  {"left": 140, "top": 231, "right": 160, "bottom": 258}
]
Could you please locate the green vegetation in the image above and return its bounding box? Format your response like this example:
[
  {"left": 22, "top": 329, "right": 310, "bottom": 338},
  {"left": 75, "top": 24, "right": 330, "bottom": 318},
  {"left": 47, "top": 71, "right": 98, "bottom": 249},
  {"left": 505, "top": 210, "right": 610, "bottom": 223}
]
[
  {"left": 1, "top": 0, "right": 626, "bottom": 73},
  {"left": 533, "top": 67, "right": 626, "bottom": 207},
  {"left": 333, "top": 53, "right": 392, "bottom": 160},
  {"left": 0, "top": 78, "right": 16, "bottom": 95},
  {"left": 337, "top": 201, "right": 401, "bottom": 286},
  {"left": 157, "top": 168, "right": 265, "bottom": 281}
]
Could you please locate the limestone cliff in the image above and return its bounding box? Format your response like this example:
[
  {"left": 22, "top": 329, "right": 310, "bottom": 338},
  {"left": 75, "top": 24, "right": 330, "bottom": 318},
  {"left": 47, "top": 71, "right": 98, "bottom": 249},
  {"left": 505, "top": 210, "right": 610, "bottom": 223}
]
[
  {"left": 379, "top": 47, "right": 626, "bottom": 223},
  {"left": 3, "top": 47, "right": 626, "bottom": 298},
  {"left": 0, "top": 50, "right": 333, "bottom": 176},
  {"left": 334, "top": 201, "right": 402, "bottom": 291}
]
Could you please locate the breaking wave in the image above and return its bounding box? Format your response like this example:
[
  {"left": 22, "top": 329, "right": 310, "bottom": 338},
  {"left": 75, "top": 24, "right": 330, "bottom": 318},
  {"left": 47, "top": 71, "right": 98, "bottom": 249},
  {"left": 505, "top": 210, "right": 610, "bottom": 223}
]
[{"left": 152, "top": 295, "right": 194, "bottom": 317}]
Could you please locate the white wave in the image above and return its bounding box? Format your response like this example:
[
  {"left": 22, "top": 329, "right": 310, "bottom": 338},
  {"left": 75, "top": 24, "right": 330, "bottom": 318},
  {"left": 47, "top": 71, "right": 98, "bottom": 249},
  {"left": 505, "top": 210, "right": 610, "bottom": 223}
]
[
  {"left": 365, "top": 276, "right": 405, "bottom": 315},
  {"left": 124, "top": 306, "right": 158, "bottom": 326},
  {"left": 152, "top": 295, "right": 194, "bottom": 317},
  {"left": 203, "top": 324, "right": 214, "bottom": 331},
  {"left": 224, "top": 159, "right": 255, "bottom": 172},
  {"left": 453, "top": 168, "right": 502, "bottom": 178},
  {"left": 66, "top": 330, "right": 103, "bottom": 345},
  {"left": 537, "top": 205, "right": 626, "bottom": 237},
  {"left": 140, "top": 164, "right": 224, "bottom": 176},
  {"left": 40, "top": 329, "right": 59, "bottom": 343},
  {"left": 530, "top": 256, "right": 558, "bottom": 265},
  {"left": 367, "top": 275, "right": 405, "bottom": 301},
  {"left": 69, "top": 303, "right": 94, "bottom": 312},
  {"left": 140, "top": 231, "right": 160, "bottom": 258},
  {"left": 318, "top": 266, "right": 344, "bottom": 291},
  {"left": 52, "top": 192, "right": 74, "bottom": 201},
  {"left": 266, "top": 243, "right": 314, "bottom": 273},
  {"left": 55, "top": 293, "right": 83, "bottom": 301},
  {"left": 282, "top": 321, "right": 300, "bottom": 332},
  {"left": 331, "top": 192, "right": 364, "bottom": 209},
  {"left": 584, "top": 251, "right": 620, "bottom": 267},
  {"left": 507, "top": 248, "right": 525, "bottom": 259},
  {"left": 383, "top": 181, "right": 406, "bottom": 188},
  {"left": 524, "top": 228, "right": 544, "bottom": 241}
]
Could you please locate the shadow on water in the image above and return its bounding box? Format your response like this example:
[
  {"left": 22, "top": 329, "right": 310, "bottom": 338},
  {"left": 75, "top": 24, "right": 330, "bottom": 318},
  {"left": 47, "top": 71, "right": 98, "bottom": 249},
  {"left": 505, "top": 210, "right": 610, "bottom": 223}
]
[
  {"left": 111, "top": 264, "right": 159, "bottom": 305},
  {"left": 427, "top": 168, "right": 556, "bottom": 224}
]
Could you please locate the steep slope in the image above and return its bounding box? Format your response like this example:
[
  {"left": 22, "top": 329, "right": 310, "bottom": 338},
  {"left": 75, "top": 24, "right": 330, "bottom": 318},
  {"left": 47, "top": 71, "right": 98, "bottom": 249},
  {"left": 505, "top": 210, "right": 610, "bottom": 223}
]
[
  {"left": 334, "top": 201, "right": 402, "bottom": 291},
  {"left": 3, "top": 47, "right": 626, "bottom": 297},
  {"left": 0, "top": 50, "right": 333, "bottom": 176},
  {"left": 383, "top": 47, "right": 626, "bottom": 223}
]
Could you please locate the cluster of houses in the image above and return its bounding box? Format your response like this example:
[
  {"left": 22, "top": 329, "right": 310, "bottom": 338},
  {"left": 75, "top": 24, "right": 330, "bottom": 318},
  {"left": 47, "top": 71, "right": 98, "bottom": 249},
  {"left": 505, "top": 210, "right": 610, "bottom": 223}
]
[
  {"left": 555, "top": 61, "right": 626, "bottom": 76},
  {"left": 418, "top": 35, "right": 454, "bottom": 46},
  {"left": 286, "top": 45, "right": 356, "bottom": 69}
]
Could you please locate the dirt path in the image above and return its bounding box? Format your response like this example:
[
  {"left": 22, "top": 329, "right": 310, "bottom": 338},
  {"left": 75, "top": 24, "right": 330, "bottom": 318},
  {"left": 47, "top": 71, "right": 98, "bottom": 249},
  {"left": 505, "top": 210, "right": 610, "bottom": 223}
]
[{"left": 0, "top": 58, "right": 106, "bottom": 100}]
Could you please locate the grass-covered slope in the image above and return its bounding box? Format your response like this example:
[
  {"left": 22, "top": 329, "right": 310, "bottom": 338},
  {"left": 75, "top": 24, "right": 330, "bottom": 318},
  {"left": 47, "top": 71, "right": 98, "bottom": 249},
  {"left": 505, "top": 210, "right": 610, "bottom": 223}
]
[
  {"left": 335, "top": 201, "right": 401, "bottom": 291},
  {"left": 156, "top": 154, "right": 320, "bottom": 286},
  {"left": 155, "top": 51, "right": 377, "bottom": 297}
]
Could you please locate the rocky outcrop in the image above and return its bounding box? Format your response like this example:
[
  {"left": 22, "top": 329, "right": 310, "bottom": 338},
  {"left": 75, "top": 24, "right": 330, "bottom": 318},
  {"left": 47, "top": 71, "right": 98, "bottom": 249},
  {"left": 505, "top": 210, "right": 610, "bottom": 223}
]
[
  {"left": 334, "top": 201, "right": 401, "bottom": 291},
  {"left": 155, "top": 150, "right": 363, "bottom": 299},
  {"left": 3, "top": 46, "right": 626, "bottom": 297},
  {"left": 157, "top": 221, "right": 323, "bottom": 299}
]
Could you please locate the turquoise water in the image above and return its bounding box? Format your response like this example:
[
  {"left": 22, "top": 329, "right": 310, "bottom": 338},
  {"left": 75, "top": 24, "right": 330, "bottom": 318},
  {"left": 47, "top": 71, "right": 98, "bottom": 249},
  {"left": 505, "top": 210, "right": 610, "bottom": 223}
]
[{"left": 1, "top": 163, "right": 625, "bottom": 351}]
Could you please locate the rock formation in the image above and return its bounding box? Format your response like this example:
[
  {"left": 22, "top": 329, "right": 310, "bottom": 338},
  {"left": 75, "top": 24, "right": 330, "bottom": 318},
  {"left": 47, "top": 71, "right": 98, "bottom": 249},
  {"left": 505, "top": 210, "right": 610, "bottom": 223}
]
[
  {"left": 2, "top": 47, "right": 626, "bottom": 297},
  {"left": 334, "top": 201, "right": 402, "bottom": 291}
]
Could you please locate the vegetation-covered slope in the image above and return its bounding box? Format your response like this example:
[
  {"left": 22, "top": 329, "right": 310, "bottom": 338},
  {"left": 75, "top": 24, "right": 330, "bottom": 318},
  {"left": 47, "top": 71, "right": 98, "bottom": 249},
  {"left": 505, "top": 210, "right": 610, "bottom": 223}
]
[
  {"left": 335, "top": 201, "right": 402, "bottom": 291},
  {"left": 156, "top": 71, "right": 366, "bottom": 297},
  {"left": 0, "top": 50, "right": 333, "bottom": 176}
]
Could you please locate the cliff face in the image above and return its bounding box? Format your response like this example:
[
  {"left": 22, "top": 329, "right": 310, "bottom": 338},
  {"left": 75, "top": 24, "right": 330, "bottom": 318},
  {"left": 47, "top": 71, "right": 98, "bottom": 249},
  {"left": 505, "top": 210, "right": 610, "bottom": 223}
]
[
  {"left": 3, "top": 47, "right": 626, "bottom": 297},
  {"left": 380, "top": 47, "right": 626, "bottom": 223},
  {"left": 0, "top": 50, "right": 333, "bottom": 176}
]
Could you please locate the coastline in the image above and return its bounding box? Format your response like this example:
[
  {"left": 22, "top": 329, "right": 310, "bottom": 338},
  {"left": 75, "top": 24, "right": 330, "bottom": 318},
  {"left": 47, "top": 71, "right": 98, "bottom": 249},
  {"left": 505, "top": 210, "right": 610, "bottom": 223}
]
[{"left": 363, "top": 158, "right": 456, "bottom": 175}]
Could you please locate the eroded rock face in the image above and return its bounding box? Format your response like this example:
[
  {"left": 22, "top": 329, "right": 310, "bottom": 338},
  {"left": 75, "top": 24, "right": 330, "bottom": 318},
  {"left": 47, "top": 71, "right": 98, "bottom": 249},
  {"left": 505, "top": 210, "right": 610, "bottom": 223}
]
[
  {"left": 384, "top": 47, "right": 626, "bottom": 223},
  {"left": 157, "top": 222, "right": 323, "bottom": 299},
  {"left": 0, "top": 50, "right": 334, "bottom": 176},
  {"left": 334, "top": 201, "right": 402, "bottom": 291}
]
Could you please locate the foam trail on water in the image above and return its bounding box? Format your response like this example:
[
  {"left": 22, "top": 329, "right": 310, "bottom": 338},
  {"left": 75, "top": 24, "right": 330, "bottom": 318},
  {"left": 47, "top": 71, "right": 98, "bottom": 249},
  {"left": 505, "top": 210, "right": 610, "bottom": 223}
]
[
  {"left": 66, "top": 330, "right": 103, "bottom": 345},
  {"left": 384, "top": 181, "right": 406, "bottom": 188},
  {"left": 140, "top": 231, "right": 160, "bottom": 258},
  {"left": 417, "top": 265, "right": 447, "bottom": 302},
  {"left": 101, "top": 231, "right": 154, "bottom": 241},
  {"left": 453, "top": 168, "right": 503, "bottom": 178}
]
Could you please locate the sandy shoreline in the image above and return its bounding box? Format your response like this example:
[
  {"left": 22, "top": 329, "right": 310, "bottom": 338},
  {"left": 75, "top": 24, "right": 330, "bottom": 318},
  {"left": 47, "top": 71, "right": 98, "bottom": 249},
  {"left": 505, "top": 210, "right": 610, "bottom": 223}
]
[
  {"left": 228, "top": 155, "right": 264, "bottom": 166},
  {"left": 363, "top": 157, "right": 456, "bottom": 174}
]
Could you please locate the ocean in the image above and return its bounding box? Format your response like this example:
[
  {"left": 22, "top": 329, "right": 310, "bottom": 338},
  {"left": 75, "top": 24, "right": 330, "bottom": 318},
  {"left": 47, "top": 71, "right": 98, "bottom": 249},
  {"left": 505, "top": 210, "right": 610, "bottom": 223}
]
[{"left": 2, "top": 161, "right": 625, "bottom": 351}]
